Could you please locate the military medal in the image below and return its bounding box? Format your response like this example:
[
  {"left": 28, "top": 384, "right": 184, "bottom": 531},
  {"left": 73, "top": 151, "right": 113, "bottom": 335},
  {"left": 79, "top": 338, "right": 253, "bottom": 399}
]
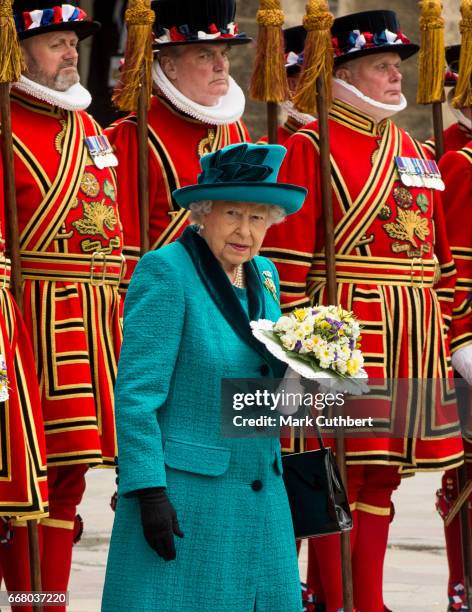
[
  {"left": 85, "top": 135, "right": 118, "bottom": 169},
  {"left": 395, "top": 157, "right": 413, "bottom": 186},
  {"left": 98, "top": 135, "right": 119, "bottom": 168},
  {"left": 419, "top": 159, "right": 433, "bottom": 189},
  {"left": 393, "top": 186, "right": 413, "bottom": 209},
  {"left": 81, "top": 172, "right": 100, "bottom": 197},
  {"left": 416, "top": 193, "right": 429, "bottom": 213},
  {"left": 85, "top": 136, "right": 102, "bottom": 168},
  {"left": 428, "top": 160, "right": 445, "bottom": 191},
  {"left": 104, "top": 179, "right": 117, "bottom": 201},
  {"left": 406, "top": 158, "right": 422, "bottom": 187},
  {"left": 412, "top": 158, "right": 427, "bottom": 187},
  {"left": 378, "top": 205, "right": 392, "bottom": 220}
]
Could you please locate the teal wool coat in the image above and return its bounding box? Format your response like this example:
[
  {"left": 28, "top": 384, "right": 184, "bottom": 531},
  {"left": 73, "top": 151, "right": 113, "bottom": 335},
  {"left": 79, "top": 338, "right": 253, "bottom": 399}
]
[{"left": 101, "top": 227, "right": 301, "bottom": 612}]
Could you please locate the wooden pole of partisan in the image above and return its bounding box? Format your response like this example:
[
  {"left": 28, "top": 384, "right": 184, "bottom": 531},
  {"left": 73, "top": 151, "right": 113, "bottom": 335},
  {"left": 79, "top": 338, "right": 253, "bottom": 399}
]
[
  {"left": 137, "top": 67, "right": 150, "bottom": 255},
  {"left": 0, "top": 83, "right": 43, "bottom": 611},
  {"left": 111, "top": 0, "right": 153, "bottom": 255},
  {"left": 315, "top": 74, "right": 354, "bottom": 612},
  {"left": 432, "top": 102, "right": 444, "bottom": 161},
  {"left": 267, "top": 102, "right": 279, "bottom": 144},
  {"left": 258, "top": 88, "right": 280, "bottom": 145},
  {"left": 456, "top": 389, "right": 472, "bottom": 610},
  {"left": 458, "top": 457, "right": 472, "bottom": 610},
  {"left": 450, "top": 2, "right": 472, "bottom": 598}
]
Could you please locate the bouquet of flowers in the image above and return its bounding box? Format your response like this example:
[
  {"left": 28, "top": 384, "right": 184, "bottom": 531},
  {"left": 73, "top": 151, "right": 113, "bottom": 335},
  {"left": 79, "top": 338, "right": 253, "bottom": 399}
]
[{"left": 251, "top": 305, "right": 368, "bottom": 394}]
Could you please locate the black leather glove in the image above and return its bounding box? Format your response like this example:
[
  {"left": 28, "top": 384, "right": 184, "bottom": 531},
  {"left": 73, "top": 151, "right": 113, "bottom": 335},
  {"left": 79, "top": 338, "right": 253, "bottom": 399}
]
[{"left": 136, "top": 487, "right": 184, "bottom": 561}]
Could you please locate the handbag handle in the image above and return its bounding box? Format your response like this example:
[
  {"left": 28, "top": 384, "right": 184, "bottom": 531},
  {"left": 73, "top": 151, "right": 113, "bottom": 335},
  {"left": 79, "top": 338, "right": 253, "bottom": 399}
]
[
  {"left": 300, "top": 377, "right": 327, "bottom": 451},
  {"left": 313, "top": 418, "right": 326, "bottom": 451}
]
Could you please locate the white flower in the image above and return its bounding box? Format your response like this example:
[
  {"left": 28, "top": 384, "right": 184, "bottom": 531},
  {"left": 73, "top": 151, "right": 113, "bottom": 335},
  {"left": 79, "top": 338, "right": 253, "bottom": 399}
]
[
  {"left": 318, "top": 345, "right": 335, "bottom": 368},
  {"left": 351, "top": 349, "right": 364, "bottom": 366},
  {"left": 319, "top": 355, "right": 333, "bottom": 369},
  {"left": 335, "top": 359, "right": 348, "bottom": 375},
  {"left": 300, "top": 338, "right": 315, "bottom": 354},
  {"left": 300, "top": 318, "right": 315, "bottom": 336},
  {"left": 350, "top": 321, "right": 361, "bottom": 336},
  {"left": 274, "top": 316, "right": 295, "bottom": 333},
  {"left": 281, "top": 332, "right": 297, "bottom": 351}
]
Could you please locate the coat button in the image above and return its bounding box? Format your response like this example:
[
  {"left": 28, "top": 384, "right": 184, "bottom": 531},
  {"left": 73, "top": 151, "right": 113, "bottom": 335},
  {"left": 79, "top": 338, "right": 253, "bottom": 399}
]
[
  {"left": 251, "top": 480, "right": 263, "bottom": 491},
  {"left": 259, "top": 364, "right": 270, "bottom": 376}
]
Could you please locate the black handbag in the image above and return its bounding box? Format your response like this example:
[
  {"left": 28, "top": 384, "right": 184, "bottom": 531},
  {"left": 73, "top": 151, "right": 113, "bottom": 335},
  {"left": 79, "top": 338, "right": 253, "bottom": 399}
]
[{"left": 282, "top": 429, "right": 353, "bottom": 539}]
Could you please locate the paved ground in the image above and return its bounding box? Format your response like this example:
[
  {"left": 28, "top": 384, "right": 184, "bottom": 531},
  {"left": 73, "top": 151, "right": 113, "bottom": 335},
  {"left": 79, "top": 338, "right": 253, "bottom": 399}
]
[{"left": 19, "top": 469, "right": 456, "bottom": 611}]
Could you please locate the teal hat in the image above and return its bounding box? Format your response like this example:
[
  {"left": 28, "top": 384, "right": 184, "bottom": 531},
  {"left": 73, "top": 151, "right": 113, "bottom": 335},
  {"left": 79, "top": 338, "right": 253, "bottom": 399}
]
[{"left": 172, "top": 143, "right": 307, "bottom": 215}]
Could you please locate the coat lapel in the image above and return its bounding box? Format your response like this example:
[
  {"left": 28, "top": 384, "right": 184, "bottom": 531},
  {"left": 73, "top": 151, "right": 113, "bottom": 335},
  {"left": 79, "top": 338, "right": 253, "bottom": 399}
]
[{"left": 179, "top": 226, "right": 269, "bottom": 359}]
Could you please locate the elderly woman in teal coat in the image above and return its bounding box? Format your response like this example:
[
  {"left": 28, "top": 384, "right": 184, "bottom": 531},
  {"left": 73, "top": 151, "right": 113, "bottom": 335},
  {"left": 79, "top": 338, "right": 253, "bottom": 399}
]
[{"left": 101, "top": 144, "right": 307, "bottom": 611}]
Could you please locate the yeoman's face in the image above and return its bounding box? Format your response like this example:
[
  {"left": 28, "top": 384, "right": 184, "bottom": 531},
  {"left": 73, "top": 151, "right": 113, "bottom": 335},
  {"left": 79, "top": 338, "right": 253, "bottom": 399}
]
[
  {"left": 22, "top": 30, "right": 80, "bottom": 91},
  {"left": 342, "top": 52, "right": 403, "bottom": 105},
  {"left": 164, "top": 43, "right": 231, "bottom": 106}
]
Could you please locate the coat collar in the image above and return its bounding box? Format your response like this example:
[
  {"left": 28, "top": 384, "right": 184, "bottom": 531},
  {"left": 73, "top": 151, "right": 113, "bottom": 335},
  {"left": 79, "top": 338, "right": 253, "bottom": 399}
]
[{"left": 179, "top": 225, "right": 269, "bottom": 359}]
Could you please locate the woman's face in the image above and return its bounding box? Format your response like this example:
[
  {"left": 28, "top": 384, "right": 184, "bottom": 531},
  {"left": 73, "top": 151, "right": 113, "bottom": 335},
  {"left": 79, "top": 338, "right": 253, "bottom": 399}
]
[{"left": 200, "top": 201, "right": 270, "bottom": 274}]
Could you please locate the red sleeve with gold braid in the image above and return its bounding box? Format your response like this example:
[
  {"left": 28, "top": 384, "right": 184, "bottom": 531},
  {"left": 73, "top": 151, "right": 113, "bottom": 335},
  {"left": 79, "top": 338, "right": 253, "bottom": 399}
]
[
  {"left": 261, "top": 129, "right": 322, "bottom": 311},
  {"left": 440, "top": 146, "right": 472, "bottom": 352}
]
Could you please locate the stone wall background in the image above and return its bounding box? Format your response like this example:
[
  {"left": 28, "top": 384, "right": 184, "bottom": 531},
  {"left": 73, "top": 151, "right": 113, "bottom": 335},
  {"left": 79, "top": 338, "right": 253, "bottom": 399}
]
[{"left": 231, "top": 0, "right": 461, "bottom": 141}]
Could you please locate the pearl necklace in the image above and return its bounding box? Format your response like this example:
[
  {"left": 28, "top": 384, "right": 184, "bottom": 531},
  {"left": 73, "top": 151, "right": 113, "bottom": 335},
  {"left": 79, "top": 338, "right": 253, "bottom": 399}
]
[{"left": 232, "top": 265, "right": 245, "bottom": 288}]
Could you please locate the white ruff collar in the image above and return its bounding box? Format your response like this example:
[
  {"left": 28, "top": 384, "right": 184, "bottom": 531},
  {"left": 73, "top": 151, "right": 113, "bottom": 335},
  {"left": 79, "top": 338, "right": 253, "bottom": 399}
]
[
  {"left": 333, "top": 77, "right": 407, "bottom": 122},
  {"left": 280, "top": 100, "right": 315, "bottom": 127},
  {"left": 152, "top": 60, "right": 245, "bottom": 125},
  {"left": 13, "top": 75, "right": 92, "bottom": 111}
]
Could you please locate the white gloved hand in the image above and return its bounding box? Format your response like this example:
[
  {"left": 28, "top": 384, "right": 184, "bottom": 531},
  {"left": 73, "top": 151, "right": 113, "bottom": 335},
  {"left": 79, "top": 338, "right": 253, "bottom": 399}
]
[{"left": 451, "top": 344, "right": 472, "bottom": 385}]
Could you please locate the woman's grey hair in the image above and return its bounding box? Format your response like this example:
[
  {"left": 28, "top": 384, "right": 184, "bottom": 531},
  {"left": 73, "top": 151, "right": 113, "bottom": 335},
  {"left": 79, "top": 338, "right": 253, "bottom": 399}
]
[{"left": 188, "top": 200, "right": 286, "bottom": 226}]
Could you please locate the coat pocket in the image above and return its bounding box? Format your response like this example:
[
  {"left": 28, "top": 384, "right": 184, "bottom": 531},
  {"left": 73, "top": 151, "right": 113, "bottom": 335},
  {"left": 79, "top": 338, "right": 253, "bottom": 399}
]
[{"left": 164, "top": 438, "right": 231, "bottom": 477}]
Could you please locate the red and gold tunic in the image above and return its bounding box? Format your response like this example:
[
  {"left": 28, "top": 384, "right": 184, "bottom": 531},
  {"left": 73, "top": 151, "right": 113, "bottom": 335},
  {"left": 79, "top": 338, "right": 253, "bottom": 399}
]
[
  {"left": 258, "top": 117, "right": 304, "bottom": 146},
  {"left": 106, "top": 94, "right": 250, "bottom": 290},
  {"left": 0, "top": 255, "right": 48, "bottom": 518},
  {"left": 263, "top": 99, "right": 463, "bottom": 470},
  {"left": 7, "top": 88, "right": 123, "bottom": 468},
  {"left": 424, "top": 121, "right": 472, "bottom": 158},
  {"left": 440, "top": 143, "right": 472, "bottom": 463}
]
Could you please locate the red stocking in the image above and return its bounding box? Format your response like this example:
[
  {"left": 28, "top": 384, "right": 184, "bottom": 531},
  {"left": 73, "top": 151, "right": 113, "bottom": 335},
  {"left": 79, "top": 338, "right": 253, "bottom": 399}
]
[
  {"left": 0, "top": 524, "right": 33, "bottom": 612},
  {"left": 352, "top": 510, "right": 391, "bottom": 612}
]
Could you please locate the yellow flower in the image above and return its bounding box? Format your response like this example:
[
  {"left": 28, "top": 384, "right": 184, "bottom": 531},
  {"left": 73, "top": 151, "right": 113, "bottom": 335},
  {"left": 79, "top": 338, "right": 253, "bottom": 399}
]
[
  {"left": 293, "top": 308, "right": 307, "bottom": 322},
  {"left": 346, "top": 358, "right": 360, "bottom": 376}
]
